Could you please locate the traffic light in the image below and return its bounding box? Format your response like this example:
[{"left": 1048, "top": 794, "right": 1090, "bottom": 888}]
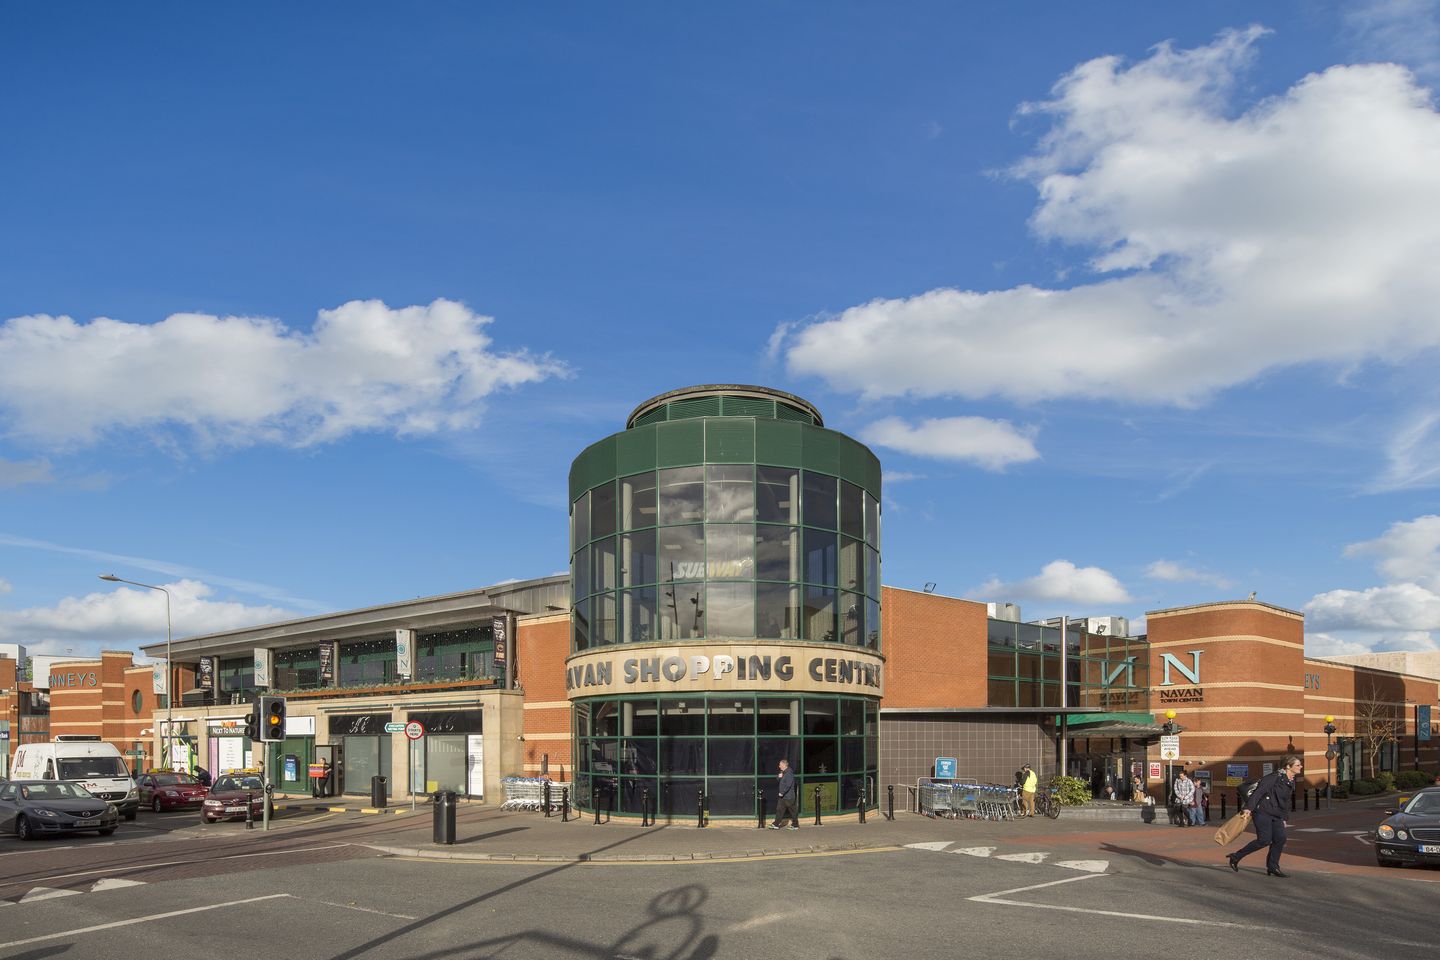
[
  {"left": 259, "top": 695, "right": 286, "bottom": 742},
  {"left": 243, "top": 701, "right": 261, "bottom": 742}
]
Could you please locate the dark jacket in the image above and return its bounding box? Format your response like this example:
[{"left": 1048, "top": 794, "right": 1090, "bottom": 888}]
[
  {"left": 777, "top": 766, "right": 796, "bottom": 800},
  {"left": 1245, "top": 771, "right": 1295, "bottom": 819}
]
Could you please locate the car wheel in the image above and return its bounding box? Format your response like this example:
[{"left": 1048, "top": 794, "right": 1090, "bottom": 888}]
[
  {"left": 16, "top": 816, "right": 34, "bottom": 841},
  {"left": 98, "top": 827, "right": 116, "bottom": 836},
  {"left": 123, "top": 810, "right": 137, "bottom": 822},
  {"left": 152, "top": 797, "right": 164, "bottom": 813}
]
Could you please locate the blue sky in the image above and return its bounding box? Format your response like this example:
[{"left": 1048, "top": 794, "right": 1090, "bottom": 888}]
[{"left": 4, "top": 1, "right": 1440, "bottom": 660}]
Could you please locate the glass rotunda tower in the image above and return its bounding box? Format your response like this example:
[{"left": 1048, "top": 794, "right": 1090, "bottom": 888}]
[{"left": 567, "top": 385, "right": 883, "bottom": 820}]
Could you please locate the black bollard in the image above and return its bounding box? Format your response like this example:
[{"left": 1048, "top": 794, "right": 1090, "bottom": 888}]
[
  {"left": 592, "top": 780, "right": 601, "bottom": 825},
  {"left": 887, "top": 784, "right": 895, "bottom": 821},
  {"left": 1220, "top": 794, "right": 1227, "bottom": 820},
  {"left": 561, "top": 786, "right": 570, "bottom": 822},
  {"left": 543, "top": 779, "right": 552, "bottom": 818},
  {"left": 608, "top": 778, "right": 616, "bottom": 822},
  {"left": 697, "top": 791, "right": 706, "bottom": 828},
  {"left": 858, "top": 779, "right": 868, "bottom": 824},
  {"left": 813, "top": 785, "right": 823, "bottom": 826},
  {"left": 245, "top": 792, "right": 254, "bottom": 830},
  {"left": 757, "top": 786, "right": 765, "bottom": 829}
]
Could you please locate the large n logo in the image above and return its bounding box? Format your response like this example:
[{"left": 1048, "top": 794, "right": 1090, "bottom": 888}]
[
  {"left": 1159, "top": 650, "right": 1202, "bottom": 686},
  {"left": 1101, "top": 657, "right": 1136, "bottom": 687}
]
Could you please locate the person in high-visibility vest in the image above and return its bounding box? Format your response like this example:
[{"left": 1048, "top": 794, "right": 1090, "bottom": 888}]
[{"left": 1020, "top": 764, "right": 1038, "bottom": 816}]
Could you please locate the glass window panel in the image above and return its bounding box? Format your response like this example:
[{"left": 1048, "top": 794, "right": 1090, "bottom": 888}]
[
  {"left": 589, "top": 739, "right": 620, "bottom": 776},
  {"left": 756, "top": 583, "right": 801, "bottom": 640},
  {"left": 573, "top": 548, "right": 589, "bottom": 602},
  {"left": 707, "top": 739, "right": 754, "bottom": 776},
  {"left": 658, "top": 582, "right": 705, "bottom": 640},
  {"left": 622, "top": 739, "right": 658, "bottom": 776},
  {"left": 756, "top": 466, "right": 799, "bottom": 524},
  {"left": 802, "top": 472, "right": 837, "bottom": 530},
  {"left": 619, "top": 777, "right": 654, "bottom": 814},
  {"left": 705, "top": 523, "right": 755, "bottom": 579},
  {"left": 864, "top": 701, "right": 878, "bottom": 738},
  {"left": 839, "top": 699, "right": 864, "bottom": 735},
  {"left": 988, "top": 649, "right": 1016, "bottom": 677},
  {"left": 621, "top": 472, "right": 657, "bottom": 531},
  {"left": 1042, "top": 683, "right": 1061, "bottom": 708},
  {"left": 866, "top": 735, "right": 879, "bottom": 770},
  {"left": 621, "top": 530, "right": 658, "bottom": 587},
  {"left": 593, "top": 701, "right": 620, "bottom": 737},
  {"left": 1016, "top": 623, "right": 1044, "bottom": 650},
  {"left": 841, "top": 774, "right": 866, "bottom": 809},
  {"left": 757, "top": 699, "right": 799, "bottom": 736},
  {"left": 864, "top": 492, "right": 880, "bottom": 547},
  {"left": 1018, "top": 651, "right": 1042, "bottom": 683},
  {"left": 804, "top": 699, "right": 837, "bottom": 736},
  {"left": 592, "top": 480, "right": 617, "bottom": 540},
  {"left": 707, "top": 778, "right": 756, "bottom": 816},
  {"left": 657, "top": 466, "right": 704, "bottom": 526},
  {"left": 987, "top": 678, "right": 1016, "bottom": 706},
  {"left": 706, "top": 581, "right": 754, "bottom": 639},
  {"left": 660, "top": 699, "right": 704, "bottom": 736},
  {"left": 660, "top": 779, "right": 702, "bottom": 816},
  {"left": 804, "top": 585, "right": 837, "bottom": 643},
  {"left": 573, "top": 491, "right": 590, "bottom": 548},
  {"left": 865, "top": 546, "right": 880, "bottom": 601},
  {"left": 804, "top": 738, "right": 838, "bottom": 775},
  {"left": 757, "top": 737, "right": 799, "bottom": 770},
  {"left": 987, "top": 619, "right": 1017, "bottom": 647},
  {"left": 842, "top": 738, "right": 864, "bottom": 772},
  {"left": 622, "top": 587, "right": 658, "bottom": 644},
  {"left": 840, "top": 481, "right": 864, "bottom": 539},
  {"left": 1017, "top": 680, "right": 1040, "bottom": 707},
  {"left": 755, "top": 524, "right": 800, "bottom": 582},
  {"left": 658, "top": 524, "right": 705, "bottom": 582},
  {"left": 840, "top": 592, "right": 862, "bottom": 645},
  {"left": 804, "top": 529, "right": 837, "bottom": 585},
  {"left": 628, "top": 700, "right": 659, "bottom": 737},
  {"left": 592, "top": 593, "right": 617, "bottom": 645},
  {"left": 839, "top": 537, "right": 862, "bottom": 593},
  {"left": 662, "top": 738, "right": 705, "bottom": 775},
  {"left": 708, "top": 698, "right": 755, "bottom": 736},
  {"left": 705, "top": 464, "right": 755, "bottom": 522},
  {"left": 1042, "top": 653, "right": 1060, "bottom": 682},
  {"left": 591, "top": 537, "right": 617, "bottom": 593},
  {"left": 865, "top": 598, "right": 881, "bottom": 649}
]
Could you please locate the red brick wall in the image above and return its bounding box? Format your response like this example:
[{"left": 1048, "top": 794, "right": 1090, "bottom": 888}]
[
  {"left": 881, "top": 586, "right": 988, "bottom": 708},
  {"left": 518, "top": 614, "right": 572, "bottom": 778}
]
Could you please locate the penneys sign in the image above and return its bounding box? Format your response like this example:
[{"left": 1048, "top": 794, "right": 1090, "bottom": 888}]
[{"left": 565, "top": 642, "right": 884, "bottom": 699}]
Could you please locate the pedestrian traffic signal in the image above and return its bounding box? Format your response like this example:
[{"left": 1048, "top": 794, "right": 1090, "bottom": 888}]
[
  {"left": 243, "top": 701, "right": 261, "bottom": 742},
  {"left": 259, "top": 695, "right": 286, "bottom": 742}
]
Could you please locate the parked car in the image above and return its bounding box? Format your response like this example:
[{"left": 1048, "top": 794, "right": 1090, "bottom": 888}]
[
  {"left": 200, "top": 774, "right": 272, "bottom": 823},
  {"left": 10, "top": 737, "right": 140, "bottom": 820},
  {"left": 1376, "top": 786, "right": 1440, "bottom": 868},
  {"left": 137, "top": 772, "right": 208, "bottom": 812},
  {"left": 0, "top": 780, "right": 121, "bottom": 840}
]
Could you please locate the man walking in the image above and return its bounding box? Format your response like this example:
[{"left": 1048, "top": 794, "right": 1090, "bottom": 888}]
[
  {"left": 1227, "top": 754, "right": 1302, "bottom": 877},
  {"left": 1019, "top": 764, "right": 1038, "bottom": 817},
  {"left": 767, "top": 758, "right": 798, "bottom": 830}
]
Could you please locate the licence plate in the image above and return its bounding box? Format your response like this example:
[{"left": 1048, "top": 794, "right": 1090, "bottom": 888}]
[
  {"left": 72, "top": 819, "right": 99, "bottom": 827},
  {"left": 1420, "top": 844, "right": 1440, "bottom": 853},
  {"left": 225, "top": 806, "right": 245, "bottom": 813}
]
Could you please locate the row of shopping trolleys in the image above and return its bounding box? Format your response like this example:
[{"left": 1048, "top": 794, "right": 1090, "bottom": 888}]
[{"left": 918, "top": 778, "right": 1022, "bottom": 820}]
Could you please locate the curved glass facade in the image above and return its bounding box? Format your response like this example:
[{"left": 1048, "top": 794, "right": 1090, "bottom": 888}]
[{"left": 568, "top": 386, "right": 884, "bottom": 818}]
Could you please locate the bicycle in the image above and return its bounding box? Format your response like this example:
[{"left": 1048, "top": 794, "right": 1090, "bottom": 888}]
[{"left": 1034, "top": 787, "right": 1062, "bottom": 819}]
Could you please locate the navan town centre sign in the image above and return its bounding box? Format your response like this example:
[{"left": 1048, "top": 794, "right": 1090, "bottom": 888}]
[{"left": 565, "top": 642, "right": 885, "bottom": 698}]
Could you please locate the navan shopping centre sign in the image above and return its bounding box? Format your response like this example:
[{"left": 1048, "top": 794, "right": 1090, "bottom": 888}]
[{"left": 565, "top": 642, "right": 884, "bottom": 698}]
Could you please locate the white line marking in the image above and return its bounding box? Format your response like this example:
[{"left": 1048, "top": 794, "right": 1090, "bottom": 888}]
[
  {"left": 0, "top": 893, "right": 291, "bottom": 949},
  {"left": 0, "top": 845, "right": 78, "bottom": 858},
  {"left": 951, "top": 846, "right": 996, "bottom": 857},
  {"left": 1293, "top": 828, "right": 1332, "bottom": 832},
  {"left": 969, "top": 875, "right": 1288, "bottom": 930},
  {"left": 1054, "top": 860, "right": 1109, "bottom": 873},
  {"left": 295, "top": 896, "right": 417, "bottom": 921},
  {"left": 18, "top": 887, "right": 82, "bottom": 904},
  {"left": 995, "top": 852, "right": 1049, "bottom": 863},
  {"left": 1340, "top": 830, "right": 1369, "bottom": 835},
  {"left": 725, "top": 909, "right": 810, "bottom": 933},
  {"left": 0, "top": 843, "right": 350, "bottom": 891},
  {"left": 91, "top": 878, "right": 148, "bottom": 892},
  {"left": 903, "top": 841, "right": 953, "bottom": 851}
]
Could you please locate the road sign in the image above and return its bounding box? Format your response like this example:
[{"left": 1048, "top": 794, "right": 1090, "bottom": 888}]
[
  {"left": 404, "top": 720, "right": 425, "bottom": 741},
  {"left": 383, "top": 722, "right": 405, "bottom": 733},
  {"left": 1159, "top": 735, "right": 1181, "bottom": 761},
  {"left": 1148, "top": 762, "right": 1162, "bottom": 779},
  {"left": 934, "top": 757, "right": 957, "bottom": 779}
]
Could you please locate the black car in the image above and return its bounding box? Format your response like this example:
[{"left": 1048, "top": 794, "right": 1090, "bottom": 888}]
[
  {"left": 1376, "top": 786, "right": 1440, "bottom": 867},
  {"left": 0, "top": 780, "right": 121, "bottom": 840}
]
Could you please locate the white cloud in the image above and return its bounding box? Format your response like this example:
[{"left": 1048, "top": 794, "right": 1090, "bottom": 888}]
[
  {"left": 979, "top": 559, "right": 1131, "bottom": 605},
  {"left": 1305, "top": 630, "right": 1385, "bottom": 657},
  {"left": 1144, "top": 559, "right": 1232, "bottom": 589},
  {"left": 1306, "top": 582, "right": 1440, "bottom": 632},
  {"left": 882, "top": 470, "right": 927, "bottom": 484},
  {"left": 1343, "top": 514, "right": 1440, "bottom": 591},
  {"left": 1373, "top": 412, "right": 1440, "bottom": 491},
  {"left": 781, "top": 29, "right": 1440, "bottom": 410},
  {"left": 1343, "top": 0, "right": 1440, "bottom": 80},
  {"left": 860, "top": 416, "right": 1039, "bottom": 469},
  {"left": 0, "top": 299, "right": 568, "bottom": 450},
  {"left": 0, "top": 457, "right": 53, "bottom": 488},
  {"left": 0, "top": 578, "right": 10, "bottom": 595},
  {"left": 0, "top": 580, "right": 294, "bottom": 655}
]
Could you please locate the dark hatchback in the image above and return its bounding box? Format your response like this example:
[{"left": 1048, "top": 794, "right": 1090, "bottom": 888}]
[
  {"left": 201, "top": 774, "right": 273, "bottom": 823},
  {"left": 1376, "top": 786, "right": 1440, "bottom": 867},
  {"left": 0, "top": 780, "right": 121, "bottom": 840}
]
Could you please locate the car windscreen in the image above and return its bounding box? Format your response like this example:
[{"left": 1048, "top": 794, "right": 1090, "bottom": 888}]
[
  {"left": 58, "top": 757, "right": 129, "bottom": 779},
  {"left": 154, "top": 774, "right": 198, "bottom": 786},
  {"left": 21, "top": 782, "right": 94, "bottom": 800},
  {"left": 1405, "top": 794, "right": 1440, "bottom": 816}
]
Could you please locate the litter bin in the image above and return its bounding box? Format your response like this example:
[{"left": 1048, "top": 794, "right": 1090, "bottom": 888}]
[
  {"left": 433, "top": 790, "right": 457, "bottom": 845},
  {"left": 370, "top": 775, "right": 388, "bottom": 808}
]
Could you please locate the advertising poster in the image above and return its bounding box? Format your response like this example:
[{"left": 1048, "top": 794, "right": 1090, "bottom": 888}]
[
  {"left": 151, "top": 661, "right": 167, "bottom": 695},
  {"left": 217, "top": 737, "right": 244, "bottom": 773},
  {"left": 466, "top": 735, "right": 485, "bottom": 798},
  {"left": 253, "top": 647, "right": 272, "bottom": 688},
  {"left": 396, "top": 629, "right": 415, "bottom": 677},
  {"left": 197, "top": 656, "right": 214, "bottom": 691},
  {"left": 492, "top": 615, "right": 508, "bottom": 670},
  {"left": 1225, "top": 762, "right": 1250, "bottom": 786},
  {"left": 318, "top": 642, "right": 335, "bottom": 684}
]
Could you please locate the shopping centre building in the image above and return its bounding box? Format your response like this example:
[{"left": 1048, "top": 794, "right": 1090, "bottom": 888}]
[{"left": 18, "top": 385, "right": 1438, "bottom": 819}]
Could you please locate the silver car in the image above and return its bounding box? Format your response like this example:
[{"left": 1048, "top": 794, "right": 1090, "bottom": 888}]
[{"left": 0, "top": 780, "right": 121, "bottom": 840}]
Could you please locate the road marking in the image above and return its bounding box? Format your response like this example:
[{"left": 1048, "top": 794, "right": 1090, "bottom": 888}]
[
  {"left": 969, "top": 875, "right": 1287, "bottom": 930},
  {"left": 1293, "top": 828, "right": 1333, "bottom": 832},
  {"left": 725, "top": 909, "right": 810, "bottom": 933},
  {"left": 1340, "top": 830, "right": 1369, "bottom": 835},
  {"left": 0, "top": 893, "right": 290, "bottom": 949},
  {"left": 0, "top": 845, "right": 76, "bottom": 858},
  {"left": 295, "top": 896, "right": 418, "bottom": 920},
  {"left": 995, "top": 852, "right": 1049, "bottom": 863},
  {"left": 91, "top": 878, "right": 148, "bottom": 892},
  {"left": 951, "top": 846, "right": 997, "bottom": 857},
  {"left": 903, "top": 841, "right": 953, "bottom": 851},
  {"left": 1054, "top": 860, "right": 1109, "bottom": 873},
  {"left": 18, "top": 887, "right": 82, "bottom": 904},
  {"left": 0, "top": 843, "right": 352, "bottom": 891}
]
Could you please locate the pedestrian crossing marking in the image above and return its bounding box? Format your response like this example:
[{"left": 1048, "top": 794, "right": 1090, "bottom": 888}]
[
  {"left": 995, "top": 852, "right": 1050, "bottom": 863},
  {"left": 951, "top": 846, "right": 997, "bottom": 857},
  {"left": 1293, "top": 828, "right": 1332, "bottom": 833},
  {"left": 1055, "top": 860, "right": 1109, "bottom": 873},
  {"left": 19, "top": 887, "right": 82, "bottom": 904},
  {"left": 903, "top": 841, "right": 955, "bottom": 851},
  {"left": 91, "top": 878, "right": 148, "bottom": 892}
]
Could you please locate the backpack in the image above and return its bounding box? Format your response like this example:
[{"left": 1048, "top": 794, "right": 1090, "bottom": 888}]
[{"left": 1237, "top": 779, "right": 1261, "bottom": 804}]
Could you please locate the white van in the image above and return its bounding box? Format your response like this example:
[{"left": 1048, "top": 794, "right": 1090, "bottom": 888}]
[{"left": 10, "top": 736, "right": 140, "bottom": 820}]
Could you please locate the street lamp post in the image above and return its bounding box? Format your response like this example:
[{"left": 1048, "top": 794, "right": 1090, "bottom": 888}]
[
  {"left": 1324, "top": 715, "right": 1337, "bottom": 810},
  {"left": 99, "top": 574, "right": 172, "bottom": 768},
  {"left": 1162, "top": 710, "right": 1178, "bottom": 807}
]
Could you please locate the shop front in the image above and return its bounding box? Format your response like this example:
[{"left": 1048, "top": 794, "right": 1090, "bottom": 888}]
[
  {"left": 405, "top": 709, "right": 485, "bottom": 798},
  {"left": 328, "top": 712, "right": 394, "bottom": 796}
]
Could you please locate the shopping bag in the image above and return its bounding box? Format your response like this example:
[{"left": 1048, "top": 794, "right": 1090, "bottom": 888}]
[{"left": 1213, "top": 811, "right": 1249, "bottom": 845}]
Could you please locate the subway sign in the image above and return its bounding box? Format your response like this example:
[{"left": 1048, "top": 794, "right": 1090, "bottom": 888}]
[{"left": 565, "top": 642, "right": 884, "bottom": 698}]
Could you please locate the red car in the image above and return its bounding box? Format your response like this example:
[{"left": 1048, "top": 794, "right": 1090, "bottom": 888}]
[
  {"left": 137, "top": 772, "right": 208, "bottom": 812},
  {"left": 200, "top": 774, "right": 273, "bottom": 823}
]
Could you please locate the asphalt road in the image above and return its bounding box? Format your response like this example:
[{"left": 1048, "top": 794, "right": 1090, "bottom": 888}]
[{"left": 0, "top": 805, "right": 1433, "bottom": 959}]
